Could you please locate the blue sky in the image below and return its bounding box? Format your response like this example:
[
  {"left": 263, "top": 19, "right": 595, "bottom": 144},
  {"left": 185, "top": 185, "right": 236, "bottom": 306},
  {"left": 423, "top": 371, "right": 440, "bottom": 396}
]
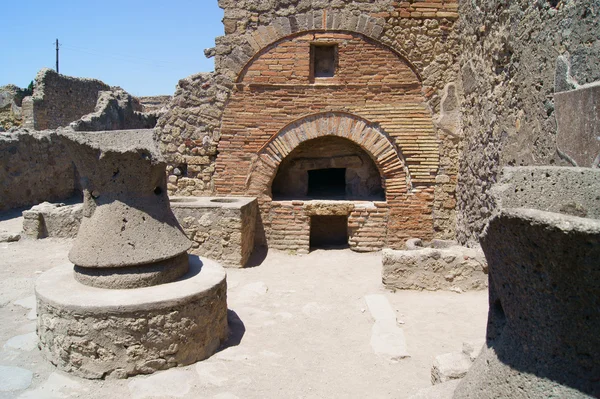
[{"left": 1, "top": 1, "right": 224, "bottom": 96}]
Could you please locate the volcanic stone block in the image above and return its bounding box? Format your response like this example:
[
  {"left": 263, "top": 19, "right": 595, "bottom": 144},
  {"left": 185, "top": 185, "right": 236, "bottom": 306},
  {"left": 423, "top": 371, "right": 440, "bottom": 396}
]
[
  {"left": 170, "top": 196, "right": 257, "bottom": 268},
  {"left": 555, "top": 82, "right": 600, "bottom": 168},
  {"left": 453, "top": 167, "right": 600, "bottom": 399},
  {"left": 35, "top": 129, "right": 229, "bottom": 379},
  {"left": 382, "top": 245, "right": 487, "bottom": 292},
  {"left": 60, "top": 130, "right": 191, "bottom": 288}
]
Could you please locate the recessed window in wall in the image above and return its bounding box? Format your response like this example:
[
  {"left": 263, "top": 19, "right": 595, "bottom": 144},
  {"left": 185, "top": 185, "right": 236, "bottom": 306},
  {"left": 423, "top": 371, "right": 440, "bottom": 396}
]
[{"left": 311, "top": 44, "right": 337, "bottom": 78}]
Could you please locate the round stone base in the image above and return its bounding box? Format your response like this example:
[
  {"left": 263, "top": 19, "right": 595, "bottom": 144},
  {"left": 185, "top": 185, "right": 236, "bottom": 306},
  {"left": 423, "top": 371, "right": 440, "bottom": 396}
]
[{"left": 35, "top": 256, "right": 228, "bottom": 379}]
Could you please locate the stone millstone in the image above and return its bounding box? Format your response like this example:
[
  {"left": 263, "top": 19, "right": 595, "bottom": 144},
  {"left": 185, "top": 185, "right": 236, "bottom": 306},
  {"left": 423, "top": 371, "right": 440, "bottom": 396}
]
[
  {"left": 59, "top": 130, "right": 191, "bottom": 288},
  {"left": 454, "top": 167, "right": 600, "bottom": 399},
  {"left": 35, "top": 256, "right": 228, "bottom": 379}
]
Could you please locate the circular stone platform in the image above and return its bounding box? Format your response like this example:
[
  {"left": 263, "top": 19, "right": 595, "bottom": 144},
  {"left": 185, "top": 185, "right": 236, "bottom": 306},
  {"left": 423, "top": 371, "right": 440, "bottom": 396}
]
[{"left": 35, "top": 256, "right": 228, "bottom": 379}]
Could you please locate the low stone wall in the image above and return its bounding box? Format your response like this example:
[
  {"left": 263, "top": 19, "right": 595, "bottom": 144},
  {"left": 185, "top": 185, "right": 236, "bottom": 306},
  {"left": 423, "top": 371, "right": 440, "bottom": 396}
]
[
  {"left": 170, "top": 197, "right": 258, "bottom": 268},
  {"left": 382, "top": 241, "right": 488, "bottom": 292},
  {"left": 0, "top": 130, "right": 76, "bottom": 212},
  {"left": 22, "top": 202, "right": 82, "bottom": 239}
]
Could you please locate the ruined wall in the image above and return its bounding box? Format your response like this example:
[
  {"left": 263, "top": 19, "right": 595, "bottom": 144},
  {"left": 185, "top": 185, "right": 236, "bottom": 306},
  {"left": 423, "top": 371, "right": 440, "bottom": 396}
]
[
  {"left": 137, "top": 95, "right": 172, "bottom": 113},
  {"left": 0, "top": 131, "right": 77, "bottom": 212},
  {"left": 456, "top": 0, "right": 600, "bottom": 245},
  {"left": 22, "top": 68, "right": 110, "bottom": 130},
  {"left": 157, "top": 0, "right": 462, "bottom": 241}
]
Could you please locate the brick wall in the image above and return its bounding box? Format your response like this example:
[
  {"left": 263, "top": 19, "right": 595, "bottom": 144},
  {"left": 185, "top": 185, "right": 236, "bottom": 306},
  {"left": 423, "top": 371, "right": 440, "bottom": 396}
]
[
  {"left": 157, "top": 0, "right": 462, "bottom": 244},
  {"left": 214, "top": 32, "right": 437, "bottom": 249}
]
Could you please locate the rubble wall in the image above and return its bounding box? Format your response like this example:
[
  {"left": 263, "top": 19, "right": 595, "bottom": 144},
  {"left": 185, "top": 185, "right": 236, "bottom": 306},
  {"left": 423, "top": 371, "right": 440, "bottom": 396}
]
[
  {"left": 456, "top": 0, "right": 600, "bottom": 245},
  {"left": 0, "top": 131, "right": 76, "bottom": 211},
  {"left": 22, "top": 68, "right": 110, "bottom": 130}
]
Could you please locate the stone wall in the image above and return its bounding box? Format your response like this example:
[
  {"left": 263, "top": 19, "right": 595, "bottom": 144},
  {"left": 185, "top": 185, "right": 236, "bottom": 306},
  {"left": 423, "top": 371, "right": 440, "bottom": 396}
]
[
  {"left": 456, "top": 0, "right": 600, "bottom": 245},
  {"left": 157, "top": 0, "right": 463, "bottom": 244},
  {"left": 137, "top": 96, "right": 173, "bottom": 112},
  {"left": 170, "top": 197, "right": 258, "bottom": 267},
  {"left": 23, "top": 69, "right": 110, "bottom": 130},
  {"left": 0, "top": 131, "right": 77, "bottom": 212},
  {"left": 69, "top": 89, "right": 160, "bottom": 132},
  {"left": 0, "top": 84, "right": 27, "bottom": 130}
]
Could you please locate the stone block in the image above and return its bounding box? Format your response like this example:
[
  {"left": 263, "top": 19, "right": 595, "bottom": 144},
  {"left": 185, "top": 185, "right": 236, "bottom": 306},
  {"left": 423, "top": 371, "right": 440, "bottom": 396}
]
[
  {"left": 22, "top": 202, "right": 82, "bottom": 239},
  {"left": 382, "top": 244, "right": 487, "bottom": 292},
  {"left": 170, "top": 196, "right": 258, "bottom": 268},
  {"left": 455, "top": 166, "right": 600, "bottom": 399},
  {"left": 431, "top": 352, "right": 473, "bottom": 385},
  {"left": 555, "top": 82, "right": 600, "bottom": 168}
]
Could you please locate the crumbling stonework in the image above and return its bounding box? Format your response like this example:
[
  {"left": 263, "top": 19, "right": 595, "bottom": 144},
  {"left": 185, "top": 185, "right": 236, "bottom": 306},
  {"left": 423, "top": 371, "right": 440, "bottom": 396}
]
[
  {"left": 0, "top": 84, "right": 28, "bottom": 130},
  {"left": 36, "top": 258, "right": 228, "bottom": 379},
  {"left": 136, "top": 95, "right": 172, "bottom": 113},
  {"left": 382, "top": 240, "right": 487, "bottom": 292},
  {"left": 18, "top": 69, "right": 163, "bottom": 133},
  {"left": 70, "top": 88, "right": 160, "bottom": 132},
  {"left": 456, "top": 0, "right": 600, "bottom": 245},
  {"left": 157, "top": 0, "right": 463, "bottom": 247},
  {"left": 0, "top": 130, "right": 76, "bottom": 212},
  {"left": 22, "top": 69, "right": 111, "bottom": 130},
  {"left": 22, "top": 202, "right": 82, "bottom": 239}
]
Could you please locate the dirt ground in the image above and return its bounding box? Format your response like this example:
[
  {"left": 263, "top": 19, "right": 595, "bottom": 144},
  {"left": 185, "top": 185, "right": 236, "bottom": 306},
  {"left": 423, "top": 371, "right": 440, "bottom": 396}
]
[{"left": 0, "top": 212, "right": 488, "bottom": 399}]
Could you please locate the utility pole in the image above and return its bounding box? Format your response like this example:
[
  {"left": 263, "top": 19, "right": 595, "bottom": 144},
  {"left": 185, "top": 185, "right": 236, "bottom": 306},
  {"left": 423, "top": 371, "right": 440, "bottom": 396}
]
[{"left": 55, "top": 39, "right": 59, "bottom": 74}]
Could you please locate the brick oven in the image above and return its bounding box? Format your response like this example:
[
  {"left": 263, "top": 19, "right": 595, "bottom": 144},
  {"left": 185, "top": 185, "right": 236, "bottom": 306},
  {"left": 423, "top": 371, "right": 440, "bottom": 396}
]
[{"left": 158, "top": 2, "right": 462, "bottom": 255}]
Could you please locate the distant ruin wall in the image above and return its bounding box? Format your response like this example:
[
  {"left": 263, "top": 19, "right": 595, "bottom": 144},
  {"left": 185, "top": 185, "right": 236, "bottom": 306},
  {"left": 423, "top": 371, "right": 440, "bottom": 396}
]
[
  {"left": 456, "top": 0, "right": 600, "bottom": 245},
  {"left": 0, "top": 131, "right": 76, "bottom": 212},
  {"left": 22, "top": 68, "right": 110, "bottom": 130}
]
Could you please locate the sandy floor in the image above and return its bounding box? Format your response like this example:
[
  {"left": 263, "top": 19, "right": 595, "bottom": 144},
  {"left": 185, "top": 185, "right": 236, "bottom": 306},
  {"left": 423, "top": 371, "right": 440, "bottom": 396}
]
[{"left": 0, "top": 212, "right": 488, "bottom": 399}]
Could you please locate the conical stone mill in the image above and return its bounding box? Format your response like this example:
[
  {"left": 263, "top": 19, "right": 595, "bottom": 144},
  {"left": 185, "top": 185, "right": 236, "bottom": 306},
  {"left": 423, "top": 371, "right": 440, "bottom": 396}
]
[{"left": 34, "top": 130, "right": 228, "bottom": 379}]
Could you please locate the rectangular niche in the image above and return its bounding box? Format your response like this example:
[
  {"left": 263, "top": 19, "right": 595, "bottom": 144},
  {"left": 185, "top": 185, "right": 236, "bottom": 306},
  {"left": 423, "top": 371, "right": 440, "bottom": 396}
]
[
  {"left": 310, "top": 215, "right": 349, "bottom": 250},
  {"left": 308, "top": 168, "right": 346, "bottom": 199},
  {"left": 311, "top": 44, "right": 338, "bottom": 78}
]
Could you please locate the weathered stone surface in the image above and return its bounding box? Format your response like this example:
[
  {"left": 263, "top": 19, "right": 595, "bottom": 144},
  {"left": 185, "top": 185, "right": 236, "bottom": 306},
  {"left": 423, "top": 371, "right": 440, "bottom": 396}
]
[
  {"left": 492, "top": 167, "right": 600, "bottom": 219},
  {"left": 454, "top": 166, "right": 600, "bottom": 399},
  {"left": 302, "top": 200, "right": 355, "bottom": 216},
  {"left": 456, "top": 0, "right": 600, "bottom": 246},
  {"left": 382, "top": 244, "right": 487, "bottom": 292},
  {"left": 60, "top": 130, "right": 191, "bottom": 282},
  {"left": 0, "top": 365, "right": 33, "bottom": 392},
  {"left": 3, "top": 332, "right": 38, "bottom": 352},
  {"left": 364, "top": 294, "right": 410, "bottom": 360},
  {"left": 171, "top": 196, "right": 257, "bottom": 268},
  {"left": 432, "top": 352, "right": 473, "bottom": 385},
  {"left": 23, "top": 68, "right": 110, "bottom": 130},
  {"left": 0, "top": 130, "right": 77, "bottom": 212},
  {"left": 0, "top": 232, "right": 20, "bottom": 242},
  {"left": 35, "top": 256, "right": 228, "bottom": 380},
  {"left": 22, "top": 201, "right": 82, "bottom": 239},
  {"left": 462, "top": 339, "right": 485, "bottom": 362},
  {"left": 555, "top": 82, "right": 600, "bottom": 168},
  {"left": 70, "top": 88, "right": 160, "bottom": 132}
]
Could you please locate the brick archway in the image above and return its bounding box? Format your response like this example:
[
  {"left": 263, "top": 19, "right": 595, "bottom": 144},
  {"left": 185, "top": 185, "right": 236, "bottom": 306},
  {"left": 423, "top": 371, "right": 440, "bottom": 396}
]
[{"left": 247, "top": 112, "right": 411, "bottom": 201}]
